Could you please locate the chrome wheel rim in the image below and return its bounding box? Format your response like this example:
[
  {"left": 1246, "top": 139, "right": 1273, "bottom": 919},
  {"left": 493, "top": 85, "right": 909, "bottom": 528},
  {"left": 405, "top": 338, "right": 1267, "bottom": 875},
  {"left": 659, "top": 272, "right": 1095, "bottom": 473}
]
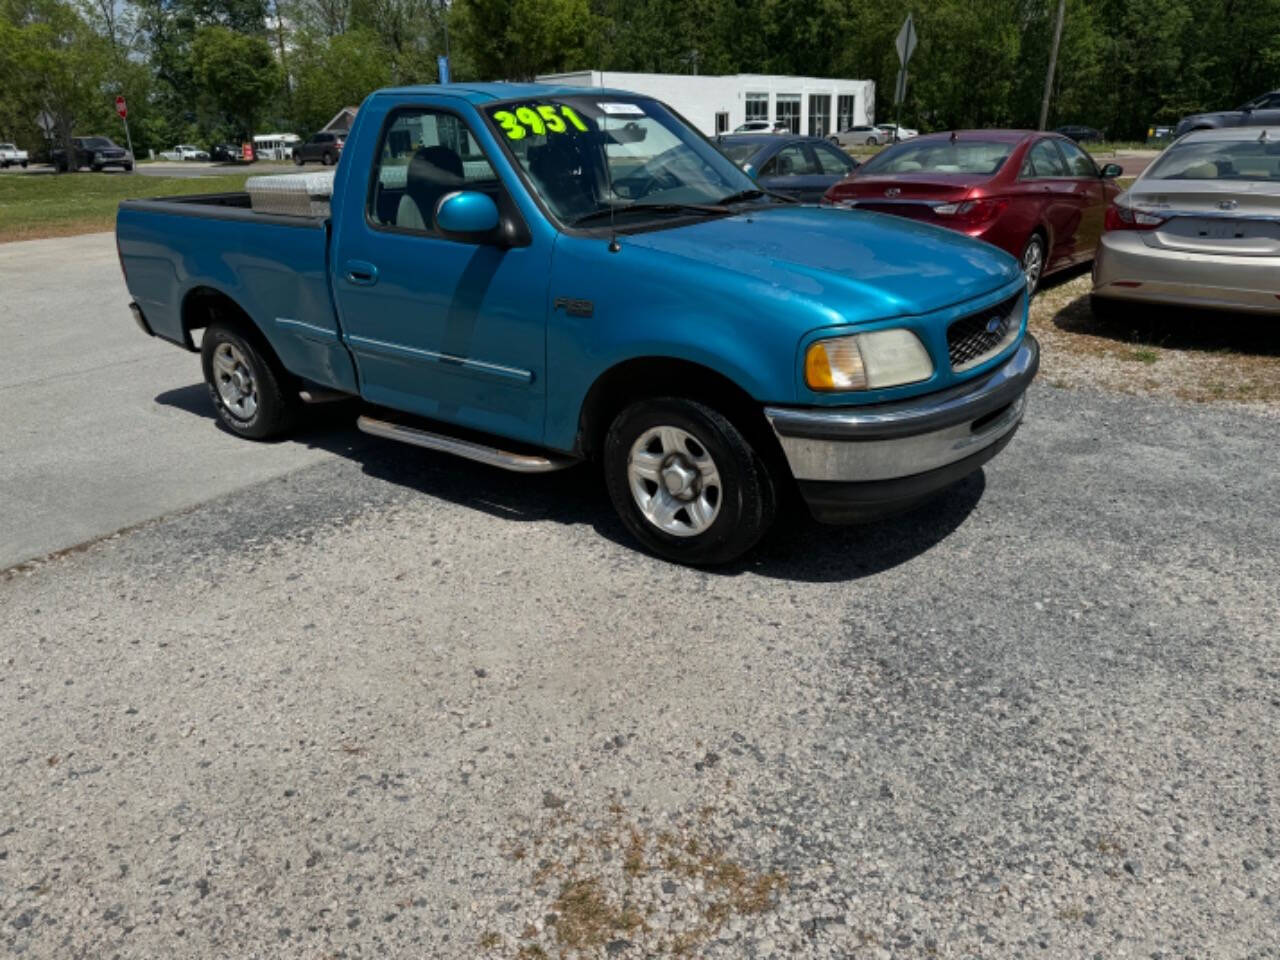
[
  {"left": 627, "top": 426, "right": 722, "bottom": 537},
  {"left": 212, "top": 342, "right": 258, "bottom": 420},
  {"left": 1022, "top": 239, "right": 1044, "bottom": 293}
]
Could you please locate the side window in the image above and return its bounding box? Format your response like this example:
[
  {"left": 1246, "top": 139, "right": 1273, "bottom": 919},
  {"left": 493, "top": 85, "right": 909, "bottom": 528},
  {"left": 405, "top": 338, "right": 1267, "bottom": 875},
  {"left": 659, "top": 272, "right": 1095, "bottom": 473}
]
[
  {"left": 1022, "top": 139, "right": 1069, "bottom": 178},
  {"left": 764, "top": 144, "right": 819, "bottom": 177},
  {"left": 368, "top": 108, "right": 500, "bottom": 235},
  {"left": 1057, "top": 138, "right": 1098, "bottom": 177},
  {"left": 813, "top": 142, "right": 855, "bottom": 175}
]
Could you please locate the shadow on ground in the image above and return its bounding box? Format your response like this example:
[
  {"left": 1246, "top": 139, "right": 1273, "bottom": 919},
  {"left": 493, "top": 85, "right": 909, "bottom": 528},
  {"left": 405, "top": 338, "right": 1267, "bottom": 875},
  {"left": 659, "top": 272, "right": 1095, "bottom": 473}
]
[{"left": 156, "top": 384, "right": 985, "bottom": 584}]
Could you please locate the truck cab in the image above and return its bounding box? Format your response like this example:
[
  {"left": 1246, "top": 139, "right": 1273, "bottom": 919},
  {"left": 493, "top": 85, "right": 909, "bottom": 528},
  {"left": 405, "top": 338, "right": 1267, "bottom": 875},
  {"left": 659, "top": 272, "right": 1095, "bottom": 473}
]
[{"left": 116, "top": 83, "right": 1037, "bottom": 565}]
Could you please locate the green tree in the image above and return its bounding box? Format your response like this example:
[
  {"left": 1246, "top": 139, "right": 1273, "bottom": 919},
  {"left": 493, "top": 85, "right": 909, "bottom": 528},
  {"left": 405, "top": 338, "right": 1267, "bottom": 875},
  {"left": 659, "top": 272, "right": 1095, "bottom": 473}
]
[
  {"left": 291, "top": 28, "right": 392, "bottom": 133},
  {"left": 454, "top": 0, "right": 590, "bottom": 80},
  {"left": 190, "top": 23, "right": 281, "bottom": 139}
]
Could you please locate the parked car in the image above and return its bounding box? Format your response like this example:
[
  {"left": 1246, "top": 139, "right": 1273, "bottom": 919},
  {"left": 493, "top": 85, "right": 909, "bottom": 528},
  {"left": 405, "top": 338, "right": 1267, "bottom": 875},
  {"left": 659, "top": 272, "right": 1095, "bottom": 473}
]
[
  {"left": 160, "top": 144, "right": 209, "bottom": 161},
  {"left": 824, "top": 130, "right": 1124, "bottom": 292},
  {"left": 878, "top": 123, "right": 919, "bottom": 141},
  {"left": 831, "top": 124, "right": 885, "bottom": 147},
  {"left": 717, "top": 133, "right": 859, "bottom": 202},
  {"left": 1092, "top": 126, "right": 1280, "bottom": 318},
  {"left": 209, "top": 143, "right": 243, "bottom": 162},
  {"left": 733, "top": 120, "right": 789, "bottom": 134},
  {"left": 52, "top": 136, "right": 133, "bottom": 172},
  {"left": 1056, "top": 125, "right": 1105, "bottom": 143},
  {"left": 0, "top": 142, "right": 29, "bottom": 168},
  {"left": 117, "top": 82, "right": 1037, "bottom": 565},
  {"left": 1174, "top": 91, "right": 1280, "bottom": 137},
  {"left": 293, "top": 130, "right": 346, "bottom": 165}
]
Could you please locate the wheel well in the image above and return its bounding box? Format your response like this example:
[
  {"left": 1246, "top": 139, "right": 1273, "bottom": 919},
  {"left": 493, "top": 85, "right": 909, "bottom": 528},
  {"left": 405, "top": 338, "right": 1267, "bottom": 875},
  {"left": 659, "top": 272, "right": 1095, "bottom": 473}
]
[
  {"left": 576, "top": 357, "right": 787, "bottom": 471},
  {"left": 181, "top": 287, "right": 274, "bottom": 360}
]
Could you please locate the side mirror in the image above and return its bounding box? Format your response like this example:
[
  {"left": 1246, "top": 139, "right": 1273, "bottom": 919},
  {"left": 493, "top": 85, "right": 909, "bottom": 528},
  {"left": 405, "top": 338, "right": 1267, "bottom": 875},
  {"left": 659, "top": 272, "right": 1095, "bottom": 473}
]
[
  {"left": 435, "top": 190, "right": 501, "bottom": 243},
  {"left": 1100, "top": 162, "right": 1123, "bottom": 178}
]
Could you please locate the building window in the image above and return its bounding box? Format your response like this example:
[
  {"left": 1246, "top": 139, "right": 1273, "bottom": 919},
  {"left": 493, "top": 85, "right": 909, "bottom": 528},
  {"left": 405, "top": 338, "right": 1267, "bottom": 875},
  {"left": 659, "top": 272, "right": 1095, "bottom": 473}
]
[
  {"left": 837, "top": 95, "right": 856, "bottom": 132},
  {"left": 715, "top": 111, "right": 729, "bottom": 135},
  {"left": 775, "top": 94, "right": 800, "bottom": 134},
  {"left": 744, "top": 93, "right": 769, "bottom": 122},
  {"left": 808, "top": 94, "right": 831, "bottom": 137}
]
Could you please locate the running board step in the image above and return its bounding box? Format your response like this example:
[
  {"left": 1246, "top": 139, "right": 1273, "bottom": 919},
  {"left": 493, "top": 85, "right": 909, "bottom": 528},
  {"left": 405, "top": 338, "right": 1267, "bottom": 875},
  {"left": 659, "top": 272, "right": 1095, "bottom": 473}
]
[{"left": 356, "top": 415, "right": 577, "bottom": 474}]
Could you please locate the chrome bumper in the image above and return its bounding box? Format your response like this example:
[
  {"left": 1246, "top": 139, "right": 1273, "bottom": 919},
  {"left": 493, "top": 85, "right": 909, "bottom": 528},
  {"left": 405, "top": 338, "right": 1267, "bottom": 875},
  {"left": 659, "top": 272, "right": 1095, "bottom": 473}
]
[{"left": 765, "top": 336, "right": 1038, "bottom": 483}]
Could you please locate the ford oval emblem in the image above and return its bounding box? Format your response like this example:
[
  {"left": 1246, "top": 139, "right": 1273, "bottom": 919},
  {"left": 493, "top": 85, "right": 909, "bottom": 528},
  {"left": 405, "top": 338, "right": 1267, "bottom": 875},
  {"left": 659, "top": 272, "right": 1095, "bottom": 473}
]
[
  {"left": 985, "top": 316, "right": 1003, "bottom": 334},
  {"left": 884, "top": 187, "right": 901, "bottom": 197}
]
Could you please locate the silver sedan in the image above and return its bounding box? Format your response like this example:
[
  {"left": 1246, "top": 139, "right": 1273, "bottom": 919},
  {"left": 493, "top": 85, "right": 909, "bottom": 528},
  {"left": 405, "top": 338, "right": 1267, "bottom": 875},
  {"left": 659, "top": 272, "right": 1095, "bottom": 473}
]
[{"left": 1092, "top": 126, "right": 1280, "bottom": 317}]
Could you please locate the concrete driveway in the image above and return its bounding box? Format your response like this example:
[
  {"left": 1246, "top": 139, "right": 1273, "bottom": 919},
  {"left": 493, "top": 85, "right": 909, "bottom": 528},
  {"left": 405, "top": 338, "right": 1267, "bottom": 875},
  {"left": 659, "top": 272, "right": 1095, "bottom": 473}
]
[{"left": 0, "top": 232, "right": 348, "bottom": 570}]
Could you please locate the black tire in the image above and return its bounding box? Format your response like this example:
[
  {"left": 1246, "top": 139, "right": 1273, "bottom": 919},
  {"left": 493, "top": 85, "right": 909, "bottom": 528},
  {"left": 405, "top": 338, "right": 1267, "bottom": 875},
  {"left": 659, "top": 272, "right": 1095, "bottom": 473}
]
[
  {"left": 603, "top": 397, "right": 776, "bottom": 566},
  {"left": 200, "top": 321, "right": 299, "bottom": 440},
  {"left": 123, "top": 163, "right": 132, "bottom": 172},
  {"left": 294, "top": 152, "right": 304, "bottom": 166},
  {"left": 1021, "top": 232, "right": 1047, "bottom": 295},
  {"left": 322, "top": 151, "right": 333, "bottom": 166},
  {"left": 90, "top": 164, "right": 101, "bottom": 172},
  {"left": 867, "top": 136, "right": 878, "bottom": 146},
  {"left": 20, "top": 161, "right": 27, "bottom": 168}
]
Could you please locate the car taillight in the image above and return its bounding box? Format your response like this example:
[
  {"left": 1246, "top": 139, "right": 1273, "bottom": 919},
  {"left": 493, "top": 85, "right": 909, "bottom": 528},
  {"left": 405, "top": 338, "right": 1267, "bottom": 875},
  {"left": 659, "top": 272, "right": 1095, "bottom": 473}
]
[
  {"left": 1104, "top": 202, "right": 1166, "bottom": 231},
  {"left": 933, "top": 198, "right": 1007, "bottom": 224}
]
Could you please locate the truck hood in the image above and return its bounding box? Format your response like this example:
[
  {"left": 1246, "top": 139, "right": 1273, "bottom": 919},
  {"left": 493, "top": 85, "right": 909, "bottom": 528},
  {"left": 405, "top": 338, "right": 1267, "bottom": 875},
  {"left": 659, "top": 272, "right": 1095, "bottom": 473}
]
[{"left": 622, "top": 205, "right": 1020, "bottom": 323}]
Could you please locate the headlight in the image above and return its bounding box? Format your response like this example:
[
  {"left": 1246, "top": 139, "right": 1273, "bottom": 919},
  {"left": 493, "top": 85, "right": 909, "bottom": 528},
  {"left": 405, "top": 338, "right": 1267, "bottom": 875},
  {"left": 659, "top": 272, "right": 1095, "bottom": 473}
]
[
  {"left": 94, "top": 151, "right": 104, "bottom": 161},
  {"left": 805, "top": 329, "right": 934, "bottom": 391}
]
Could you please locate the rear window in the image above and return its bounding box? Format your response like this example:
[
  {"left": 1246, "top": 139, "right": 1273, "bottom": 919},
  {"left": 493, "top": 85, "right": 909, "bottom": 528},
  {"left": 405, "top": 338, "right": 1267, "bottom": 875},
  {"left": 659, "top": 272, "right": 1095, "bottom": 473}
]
[
  {"left": 719, "top": 142, "right": 758, "bottom": 165},
  {"left": 1145, "top": 139, "right": 1280, "bottom": 181},
  {"left": 859, "top": 140, "right": 1012, "bottom": 175}
]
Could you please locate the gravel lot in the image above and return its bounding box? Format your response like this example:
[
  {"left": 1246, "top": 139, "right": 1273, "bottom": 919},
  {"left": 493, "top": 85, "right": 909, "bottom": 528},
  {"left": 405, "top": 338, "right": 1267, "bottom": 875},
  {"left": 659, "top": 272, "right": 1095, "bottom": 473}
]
[{"left": 3, "top": 381, "right": 1277, "bottom": 959}]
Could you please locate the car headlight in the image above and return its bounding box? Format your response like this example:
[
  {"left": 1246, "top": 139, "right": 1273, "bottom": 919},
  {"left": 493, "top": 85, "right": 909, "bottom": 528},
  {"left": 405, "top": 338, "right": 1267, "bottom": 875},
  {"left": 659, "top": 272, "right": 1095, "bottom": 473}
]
[
  {"left": 94, "top": 151, "right": 104, "bottom": 161},
  {"left": 805, "top": 329, "right": 934, "bottom": 391}
]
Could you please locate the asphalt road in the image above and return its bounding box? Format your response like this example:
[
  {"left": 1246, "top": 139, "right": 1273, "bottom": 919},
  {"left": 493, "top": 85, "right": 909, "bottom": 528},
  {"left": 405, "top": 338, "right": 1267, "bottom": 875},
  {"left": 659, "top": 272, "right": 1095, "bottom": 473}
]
[
  {"left": 1, "top": 238, "right": 1276, "bottom": 956},
  {"left": 0, "top": 233, "right": 340, "bottom": 570}
]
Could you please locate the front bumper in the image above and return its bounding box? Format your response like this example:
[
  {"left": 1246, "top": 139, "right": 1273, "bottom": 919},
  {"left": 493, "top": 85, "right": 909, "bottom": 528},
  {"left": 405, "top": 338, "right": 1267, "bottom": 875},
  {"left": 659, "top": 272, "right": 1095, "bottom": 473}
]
[
  {"left": 766, "top": 336, "right": 1039, "bottom": 523},
  {"left": 1093, "top": 232, "right": 1280, "bottom": 315}
]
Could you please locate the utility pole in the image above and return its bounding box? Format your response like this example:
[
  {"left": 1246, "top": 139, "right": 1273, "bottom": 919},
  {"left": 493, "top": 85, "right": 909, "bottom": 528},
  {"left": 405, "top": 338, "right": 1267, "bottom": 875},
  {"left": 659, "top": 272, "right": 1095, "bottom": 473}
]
[{"left": 1039, "top": 0, "right": 1066, "bottom": 130}]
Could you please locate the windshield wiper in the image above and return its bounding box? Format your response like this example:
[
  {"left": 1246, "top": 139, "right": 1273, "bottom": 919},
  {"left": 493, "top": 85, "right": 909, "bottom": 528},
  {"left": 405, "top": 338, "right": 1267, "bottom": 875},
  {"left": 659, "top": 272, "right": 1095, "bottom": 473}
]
[
  {"left": 717, "top": 188, "right": 799, "bottom": 205},
  {"left": 569, "top": 202, "right": 731, "bottom": 227}
]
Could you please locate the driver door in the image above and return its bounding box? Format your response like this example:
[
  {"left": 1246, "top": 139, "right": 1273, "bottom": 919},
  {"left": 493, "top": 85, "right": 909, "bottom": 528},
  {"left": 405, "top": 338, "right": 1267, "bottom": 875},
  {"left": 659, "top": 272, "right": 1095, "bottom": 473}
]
[{"left": 331, "top": 104, "right": 551, "bottom": 445}]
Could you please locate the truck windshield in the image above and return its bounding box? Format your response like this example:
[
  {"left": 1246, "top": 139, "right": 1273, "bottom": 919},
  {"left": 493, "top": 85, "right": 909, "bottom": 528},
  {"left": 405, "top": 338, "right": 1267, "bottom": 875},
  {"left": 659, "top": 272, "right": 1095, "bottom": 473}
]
[
  {"left": 482, "top": 95, "right": 759, "bottom": 227},
  {"left": 81, "top": 138, "right": 117, "bottom": 149}
]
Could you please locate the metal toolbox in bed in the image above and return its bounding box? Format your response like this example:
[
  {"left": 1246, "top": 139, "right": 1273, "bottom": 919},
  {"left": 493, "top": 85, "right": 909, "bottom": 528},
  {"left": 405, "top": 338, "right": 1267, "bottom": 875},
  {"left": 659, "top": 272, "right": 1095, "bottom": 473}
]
[{"left": 245, "top": 170, "right": 335, "bottom": 217}]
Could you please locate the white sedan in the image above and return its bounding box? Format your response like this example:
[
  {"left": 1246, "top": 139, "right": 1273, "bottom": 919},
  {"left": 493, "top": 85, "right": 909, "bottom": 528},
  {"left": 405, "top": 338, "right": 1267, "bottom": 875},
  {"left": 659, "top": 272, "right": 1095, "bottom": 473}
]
[{"left": 159, "top": 144, "right": 210, "bottom": 161}]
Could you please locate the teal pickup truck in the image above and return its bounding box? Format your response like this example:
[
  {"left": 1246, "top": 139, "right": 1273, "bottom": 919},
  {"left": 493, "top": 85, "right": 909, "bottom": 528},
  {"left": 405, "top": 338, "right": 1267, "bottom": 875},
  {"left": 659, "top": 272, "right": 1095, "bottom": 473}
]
[{"left": 116, "top": 83, "right": 1038, "bottom": 564}]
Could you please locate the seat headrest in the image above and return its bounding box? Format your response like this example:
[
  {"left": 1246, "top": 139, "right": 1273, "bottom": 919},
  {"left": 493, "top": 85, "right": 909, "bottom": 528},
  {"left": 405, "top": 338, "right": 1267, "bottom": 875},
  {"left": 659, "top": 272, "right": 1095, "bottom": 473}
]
[{"left": 408, "top": 145, "right": 464, "bottom": 192}]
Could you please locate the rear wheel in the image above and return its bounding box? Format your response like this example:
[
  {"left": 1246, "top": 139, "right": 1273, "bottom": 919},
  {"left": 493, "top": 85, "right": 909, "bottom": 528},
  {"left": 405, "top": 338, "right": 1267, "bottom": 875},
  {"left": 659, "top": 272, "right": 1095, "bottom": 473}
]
[
  {"left": 867, "top": 136, "right": 878, "bottom": 146},
  {"left": 200, "top": 322, "right": 299, "bottom": 440},
  {"left": 321, "top": 151, "right": 333, "bottom": 166},
  {"left": 294, "top": 152, "right": 304, "bottom": 166},
  {"left": 603, "top": 397, "right": 776, "bottom": 566},
  {"left": 1021, "top": 233, "right": 1046, "bottom": 295}
]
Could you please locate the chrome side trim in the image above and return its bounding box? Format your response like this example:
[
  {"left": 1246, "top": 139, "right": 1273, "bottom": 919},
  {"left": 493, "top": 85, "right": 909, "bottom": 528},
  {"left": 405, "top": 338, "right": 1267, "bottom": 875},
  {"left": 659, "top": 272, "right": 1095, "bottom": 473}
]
[
  {"left": 356, "top": 416, "right": 576, "bottom": 474},
  {"left": 346, "top": 335, "right": 535, "bottom": 384}
]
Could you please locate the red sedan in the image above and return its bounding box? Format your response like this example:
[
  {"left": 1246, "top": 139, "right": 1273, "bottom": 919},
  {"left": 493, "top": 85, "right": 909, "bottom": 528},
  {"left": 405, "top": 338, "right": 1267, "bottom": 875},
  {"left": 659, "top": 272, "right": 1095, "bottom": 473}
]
[{"left": 823, "top": 130, "right": 1124, "bottom": 292}]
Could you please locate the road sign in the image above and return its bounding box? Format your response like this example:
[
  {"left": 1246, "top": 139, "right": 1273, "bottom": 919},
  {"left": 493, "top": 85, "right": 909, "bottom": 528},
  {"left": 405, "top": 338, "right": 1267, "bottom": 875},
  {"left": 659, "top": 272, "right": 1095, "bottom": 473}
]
[
  {"left": 115, "top": 96, "right": 127, "bottom": 120},
  {"left": 894, "top": 68, "right": 909, "bottom": 105},
  {"left": 896, "top": 14, "right": 918, "bottom": 66},
  {"left": 437, "top": 55, "right": 450, "bottom": 84},
  {"left": 36, "top": 111, "right": 55, "bottom": 134}
]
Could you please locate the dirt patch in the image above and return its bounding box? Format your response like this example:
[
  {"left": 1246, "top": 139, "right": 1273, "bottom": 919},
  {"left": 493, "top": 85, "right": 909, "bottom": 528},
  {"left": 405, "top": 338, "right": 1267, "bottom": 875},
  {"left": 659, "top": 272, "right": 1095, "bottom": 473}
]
[
  {"left": 482, "top": 796, "right": 787, "bottom": 958},
  {"left": 1030, "top": 271, "right": 1280, "bottom": 414}
]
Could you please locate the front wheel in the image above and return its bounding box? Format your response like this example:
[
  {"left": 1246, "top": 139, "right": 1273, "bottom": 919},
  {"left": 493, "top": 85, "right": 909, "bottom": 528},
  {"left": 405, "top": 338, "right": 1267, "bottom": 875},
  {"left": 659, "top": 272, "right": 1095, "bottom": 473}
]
[
  {"left": 603, "top": 398, "right": 776, "bottom": 565},
  {"left": 1021, "top": 233, "right": 1046, "bottom": 295},
  {"left": 200, "top": 322, "right": 299, "bottom": 440}
]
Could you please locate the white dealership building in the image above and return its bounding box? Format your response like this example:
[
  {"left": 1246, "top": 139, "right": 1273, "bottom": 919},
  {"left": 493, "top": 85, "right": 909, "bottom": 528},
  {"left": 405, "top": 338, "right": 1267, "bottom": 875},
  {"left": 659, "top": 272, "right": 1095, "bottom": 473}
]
[{"left": 535, "top": 71, "right": 876, "bottom": 138}]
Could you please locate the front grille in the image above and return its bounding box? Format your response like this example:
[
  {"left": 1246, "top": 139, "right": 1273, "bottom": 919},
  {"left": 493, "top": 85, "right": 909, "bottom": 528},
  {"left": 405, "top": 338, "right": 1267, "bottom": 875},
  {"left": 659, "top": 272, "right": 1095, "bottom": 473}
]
[{"left": 947, "top": 292, "right": 1023, "bottom": 371}]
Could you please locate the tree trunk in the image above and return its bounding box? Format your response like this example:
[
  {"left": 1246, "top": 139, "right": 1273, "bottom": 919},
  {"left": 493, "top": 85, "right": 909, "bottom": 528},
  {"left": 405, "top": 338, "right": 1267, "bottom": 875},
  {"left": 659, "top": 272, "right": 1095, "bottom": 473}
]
[{"left": 56, "top": 112, "right": 77, "bottom": 174}]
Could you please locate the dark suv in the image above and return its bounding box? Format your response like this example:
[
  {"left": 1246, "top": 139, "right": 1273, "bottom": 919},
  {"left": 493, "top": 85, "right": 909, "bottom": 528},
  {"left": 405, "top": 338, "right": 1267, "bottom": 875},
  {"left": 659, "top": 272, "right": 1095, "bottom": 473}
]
[
  {"left": 52, "top": 136, "right": 133, "bottom": 172},
  {"left": 293, "top": 131, "right": 346, "bottom": 166},
  {"left": 1174, "top": 91, "right": 1280, "bottom": 137}
]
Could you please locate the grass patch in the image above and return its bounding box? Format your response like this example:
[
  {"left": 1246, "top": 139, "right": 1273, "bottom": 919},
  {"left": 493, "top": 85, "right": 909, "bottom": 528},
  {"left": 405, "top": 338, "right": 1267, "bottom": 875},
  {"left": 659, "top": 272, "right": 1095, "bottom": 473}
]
[
  {"left": 1030, "top": 271, "right": 1280, "bottom": 409},
  {"left": 0, "top": 171, "right": 256, "bottom": 243}
]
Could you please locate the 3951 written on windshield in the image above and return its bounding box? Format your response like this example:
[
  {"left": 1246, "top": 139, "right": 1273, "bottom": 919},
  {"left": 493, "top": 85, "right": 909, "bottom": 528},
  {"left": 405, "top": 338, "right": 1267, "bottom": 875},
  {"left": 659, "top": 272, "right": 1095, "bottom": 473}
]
[{"left": 491, "top": 104, "right": 590, "bottom": 140}]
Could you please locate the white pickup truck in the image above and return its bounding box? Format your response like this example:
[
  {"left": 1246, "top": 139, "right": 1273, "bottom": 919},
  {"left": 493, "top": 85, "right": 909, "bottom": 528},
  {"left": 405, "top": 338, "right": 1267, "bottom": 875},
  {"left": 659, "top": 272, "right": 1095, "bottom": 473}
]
[
  {"left": 0, "top": 143, "right": 29, "bottom": 168},
  {"left": 159, "top": 144, "right": 209, "bottom": 161}
]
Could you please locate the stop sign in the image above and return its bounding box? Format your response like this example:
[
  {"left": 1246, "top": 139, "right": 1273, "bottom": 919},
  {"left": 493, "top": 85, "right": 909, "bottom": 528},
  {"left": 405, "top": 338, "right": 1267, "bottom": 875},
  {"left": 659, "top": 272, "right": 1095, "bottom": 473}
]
[{"left": 115, "top": 96, "right": 127, "bottom": 120}]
